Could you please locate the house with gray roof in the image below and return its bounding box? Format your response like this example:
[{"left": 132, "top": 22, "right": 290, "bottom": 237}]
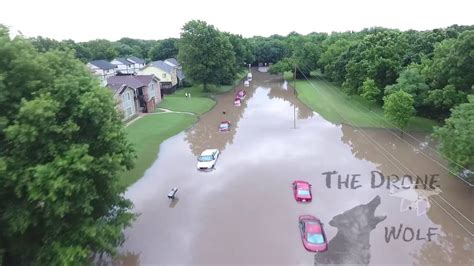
[
  {"left": 87, "top": 60, "right": 117, "bottom": 85},
  {"left": 165, "top": 58, "right": 185, "bottom": 87},
  {"left": 107, "top": 74, "right": 161, "bottom": 119},
  {"left": 111, "top": 57, "right": 135, "bottom": 74},
  {"left": 127, "top": 56, "right": 146, "bottom": 71},
  {"left": 139, "top": 60, "right": 178, "bottom": 94}
]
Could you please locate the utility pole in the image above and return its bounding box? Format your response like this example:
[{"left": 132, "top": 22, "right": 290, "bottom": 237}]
[{"left": 293, "top": 64, "right": 297, "bottom": 129}]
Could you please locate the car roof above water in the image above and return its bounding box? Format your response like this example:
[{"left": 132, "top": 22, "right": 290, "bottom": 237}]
[{"left": 201, "top": 149, "right": 217, "bottom": 156}]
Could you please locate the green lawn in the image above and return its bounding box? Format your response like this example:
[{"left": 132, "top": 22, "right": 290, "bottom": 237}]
[
  {"left": 157, "top": 96, "right": 215, "bottom": 114},
  {"left": 175, "top": 69, "right": 248, "bottom": 98},
  {"left": 120, "top": 113, "right": 197, "bottom": 187},
  {"left": 157, "top": 68, "right": 248, "bottom": 114},
  {"left": 284, "top": 72, "right": 438, "bottom": 131}
]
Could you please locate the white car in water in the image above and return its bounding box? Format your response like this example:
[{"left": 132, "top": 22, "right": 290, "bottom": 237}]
[
  {"left": 197, "top": 149, "right": 220, "bottom": 170},
  {"left": 244, "top": 80, "right": 250, "bottom": 87}
]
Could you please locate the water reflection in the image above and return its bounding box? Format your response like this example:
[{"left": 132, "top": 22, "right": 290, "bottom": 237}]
[
  {"left": 184, "top": 81, "right": 257, "bottom": 156},
  {"left": 267, "top": 79, "right": 314, "bottom": 120},
  {"left": 314, "top": 196, "right": 386, "bottom": 265},
  {"left": 118, "top": 70, "right": 472, "bottom": 265},
  {"left": 339, "top": 123, "right": 474, "bottom": 265}
]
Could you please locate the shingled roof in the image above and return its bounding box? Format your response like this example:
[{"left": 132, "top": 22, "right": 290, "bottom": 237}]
[
  {"left": 112, "top": 58, "right": 133, "bottom": 65},
  {"left": 149, "top": 60, "right": 173, "bottom": 74},
  {"left": 89, "top": 60, "right": 116, "bottom": 70},
  {"left": 107, "top": 75, "right": 156, "bottom": 90},
  {"left": 164, "top": 58, "right": 180, "bottom": 67},
  {"left": 127, "top": 56, "right": 146, "bottom": 64}
]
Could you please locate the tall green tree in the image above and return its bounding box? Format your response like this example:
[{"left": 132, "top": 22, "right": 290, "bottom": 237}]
[
  {"left": 384, "top": 63, "right": 430, "bottom": 113},
  {"left": 0, "top": 27, "right": 135, "bottom": 265},
  {"left": 361, "top": 78, "right": 381, "bottom": 109},
  {"left": 383, "top": 90, "right": 415, "bottom": 135},
  {"left": 433, "top": 95, "right": 474, "bottom": 183},
  {"left": 178, "top": 20, "right": 237, "bottom": 91}
]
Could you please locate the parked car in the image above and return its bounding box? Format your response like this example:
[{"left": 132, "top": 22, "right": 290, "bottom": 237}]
[
  {"left": 234, "top": 98, "right": 241, "bottom": 106},
  {"left": 237, "top": 89, "right": 247, "bottom": 99},
  {"left": 197, "top": 149, "right": 220, "bottom": 170},
  {"left": 219, "top": 121, "right": 231, "bottom": 132},
  {"left": 244, "top": 80, "right": 250, "bottom": 87},
  {"left": 298, "top": 215, "right": 328, "bottom": 252},
  {"left": 292, "top": 180, "right": 312, "bottom": 202}
]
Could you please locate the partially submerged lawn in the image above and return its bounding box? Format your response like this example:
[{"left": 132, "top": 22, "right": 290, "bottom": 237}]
[
  {"left": 120, "top": 113, "right": 197, "bottom": 187},
  {"left": 285, "top": 73, "right": 438, "bottom": 131},
  {"left": 157, "top": 69, "right": 247, "bottom": 114},
  {"left": 157, "top": 96, "right": 215, "bottom": 114},
  {"left": 122, "top": 69, "right": 248, "bottom": 186}
]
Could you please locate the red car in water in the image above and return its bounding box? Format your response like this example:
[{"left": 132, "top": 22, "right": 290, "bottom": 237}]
[
  {"left": 298, "top": 215, "right": 328, "bottom": 252},
  {"left": 236, "top": 89, "right": 247, "bottom": 99},
  {"left": 292, "top": 180, "right": 312, "bottom": 202},
  {"left": 234, "top": 98, "right": 241, "bottom": 106}
]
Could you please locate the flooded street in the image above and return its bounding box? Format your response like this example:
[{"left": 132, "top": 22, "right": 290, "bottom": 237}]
[{"left": 118, "top": 70, "right": 473, "bottom": 265}]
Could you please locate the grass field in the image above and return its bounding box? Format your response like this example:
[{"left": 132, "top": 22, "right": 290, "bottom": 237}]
[
  {"left": 284, "top": 72, "right": 438, "bottom": 131},
  {"left": 120, "top": 113, "right": 197, "bottom": 187},
  {"left": 157, "top": 68, "right": 248, "bottom": 114},
  {"left": 157, "top": 96, "right": 215, "bottom": 114}
]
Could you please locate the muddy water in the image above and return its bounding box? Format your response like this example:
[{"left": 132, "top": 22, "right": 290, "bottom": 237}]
[{"left": 117, "top": 70, "right": 473, "bottom": 265}]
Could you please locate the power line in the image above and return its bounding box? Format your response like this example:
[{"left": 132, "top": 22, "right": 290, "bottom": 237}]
[
  {"left": 297, "top": 64, "right": 473, "bottom": 186},
  {"left": 296, "top": 63, "right": 474, "bottom": 223},
  {"left": 294, "top": 66, "right": 473, "bottom": 235}
]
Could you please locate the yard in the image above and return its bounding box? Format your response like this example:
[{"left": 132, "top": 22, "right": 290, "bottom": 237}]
[
  {"left": 157, "top": 96, "right": 215, "bottom": 115},
  {"left": 284, "top": 72, "right": 438, "bottom": 131},
  {"left": 120, "top": 113, "right": 197, "bottom": 187},
  {"left": 157, "top": 68, "right": 248, "bottom": 114},
  {"left": 121, "top": 69, "right": 250, "bottom": 186}
]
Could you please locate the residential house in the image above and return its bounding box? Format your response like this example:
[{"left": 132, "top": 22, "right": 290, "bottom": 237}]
[
  {"left": 111, "top": 58, "right": 135, "bottom": 75},
  {"left": 107, "top": 75, "right": 161, "bottom": 120},
  {"left": 87, "top": 60, "right": 117, "bottom": 86},
  {"left": 108, "top": 83, "right": 138, "bottom": 120},
  {"left": 127, "top": 56, "right": 146, "bottom": 72},
  {"left": 139, "top": 60, "right": 177, "bottom": 94},
  {"left": 165, "top": 58, "right": 185, "bottom": 87}
]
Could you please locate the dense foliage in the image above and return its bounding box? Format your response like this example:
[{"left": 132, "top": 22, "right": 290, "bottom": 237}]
[
  {"left": 178, "top": 20, "right": 240, "bottom": 90},
  {"left": 434, "top": 95, "right": 474, "bottom": 182},
  {"left": 148, "top": 38, "right": 179, "bottom": 61},
  {"left": 0, "top": 27, "right": 136, "bottom": 264},
  {"left": 383, "top": 90, "right": 415, "bottom": 133},
  {"left": 264, "top": 25, "right": 473, "bottom": 179}
]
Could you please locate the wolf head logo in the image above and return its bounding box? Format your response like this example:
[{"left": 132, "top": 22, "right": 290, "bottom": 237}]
[{"left": 315, "top": 196, "right": 386, "bottom": 265}]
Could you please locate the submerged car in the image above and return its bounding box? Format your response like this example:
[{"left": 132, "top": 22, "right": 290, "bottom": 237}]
[
  {"left": 219, "top": 121, "right": 231, "bottom": 132},
  {"left": 244, "top": 80, "right": 250, "bottom": 87},
  {"left": 237, "top": 89, "right": 247, "bottom": 99},
  {"left": 247, "top": 72, "right": 252, "bottom": 81},
  {"left": 197, "top": 149, "right": 220, "bottom": 170},
  {"left": 298, "top": 215, "right": 328, "bottom": 252},
  {"left": 234, "top": 98, "right": 241, "bottom": 106},
  {"left": 292, "top": 180, "right": 312, "bottom": 202}
]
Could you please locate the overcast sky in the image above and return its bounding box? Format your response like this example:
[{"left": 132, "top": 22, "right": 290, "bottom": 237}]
[{"left": 1, "top": 0, "right": 473, "bottom": 41}]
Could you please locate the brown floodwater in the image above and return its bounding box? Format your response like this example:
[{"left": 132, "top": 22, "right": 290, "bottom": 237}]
[{"left": 115, "top": 69, "right": 473, "bottom": 265}]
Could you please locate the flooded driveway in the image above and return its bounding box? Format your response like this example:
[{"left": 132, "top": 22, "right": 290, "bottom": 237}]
[{"left": 118, "top": 70, "right": 473, "bottom": 265}]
